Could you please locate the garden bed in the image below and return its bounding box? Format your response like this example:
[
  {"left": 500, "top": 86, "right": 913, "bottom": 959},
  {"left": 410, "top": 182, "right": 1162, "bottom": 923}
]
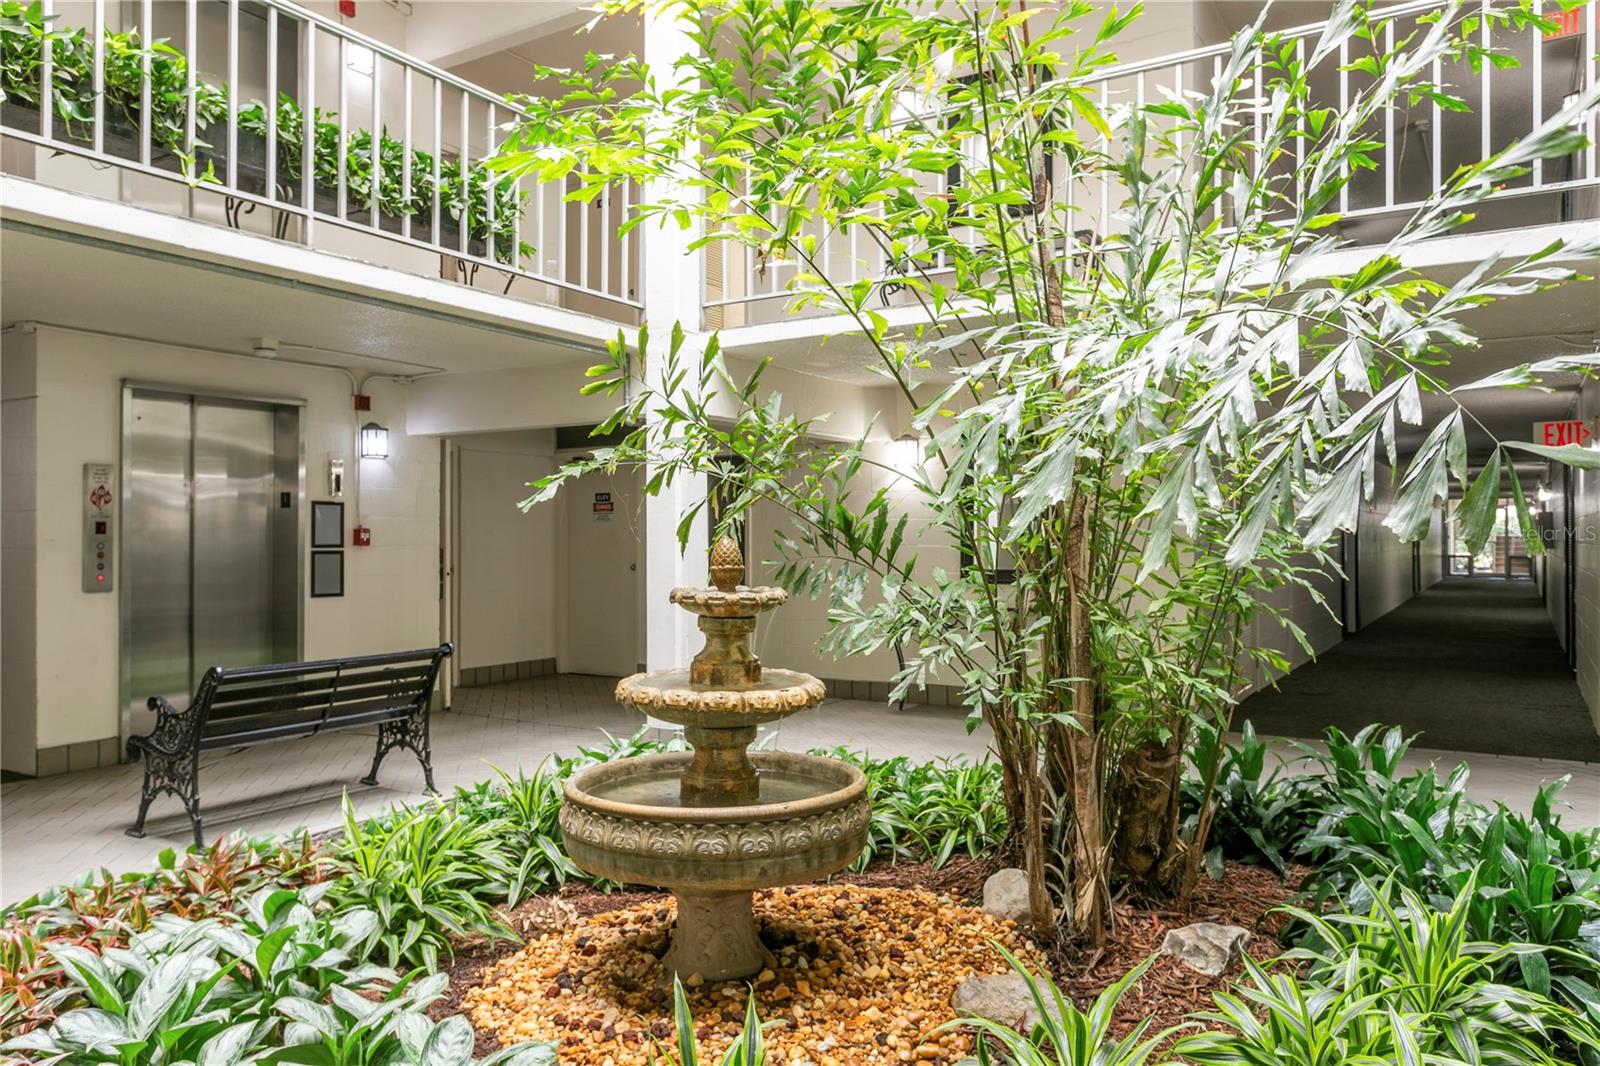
[{"left": 434, "top": 855, "right": 1305, "bottom": 1063}]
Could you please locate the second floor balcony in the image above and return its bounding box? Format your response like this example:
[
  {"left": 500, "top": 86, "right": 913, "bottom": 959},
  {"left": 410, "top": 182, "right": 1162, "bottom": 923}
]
[
  {"left": 0, "top": 0, "right": 641, "bottom": 325},
  {"left": 2, "top": 0, "right": 1597, "bottom": 334}
]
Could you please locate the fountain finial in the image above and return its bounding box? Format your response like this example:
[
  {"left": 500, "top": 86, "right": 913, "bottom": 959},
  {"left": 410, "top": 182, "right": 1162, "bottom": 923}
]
[{"left": 709, "top": 534, "right": 744, "bottom": 593}]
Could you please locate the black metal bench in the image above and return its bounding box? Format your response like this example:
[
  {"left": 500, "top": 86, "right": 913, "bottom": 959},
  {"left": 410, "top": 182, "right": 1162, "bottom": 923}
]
[{"left": 126, "top": 644, "right": 452, "bottom": 847}]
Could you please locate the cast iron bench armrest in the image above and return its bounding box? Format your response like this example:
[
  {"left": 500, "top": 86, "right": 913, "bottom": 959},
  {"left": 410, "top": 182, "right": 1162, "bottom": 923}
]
[{"left": 130, "top": 694, "right": 204, "bottom": 758}]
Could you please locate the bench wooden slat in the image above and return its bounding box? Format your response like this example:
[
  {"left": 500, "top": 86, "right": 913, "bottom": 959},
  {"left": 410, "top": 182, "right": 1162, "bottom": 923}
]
[
  {"left": 201, "top": 690, "right": 426, "bottom": 735},
  {"left": 204, "top": 673, "right": 434, "bottom": 717}
]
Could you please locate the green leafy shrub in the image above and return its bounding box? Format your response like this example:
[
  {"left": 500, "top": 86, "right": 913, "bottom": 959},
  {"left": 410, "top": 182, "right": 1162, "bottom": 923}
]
[
  {"left": 1291, "top": 725, "right": 1600, "bottom": 1015},
  {"left": 453, "top": 764, "right": 583, "bottom": 906},
  {"left": 1180, "top": 874, "right": 1600, "bottom": 1065},
  {"left": 946, "top": 946, "right": 1173, "bottom": 1065},
  {"left": 1, "top": 889, "right": 391, "bottom": 1061},
  {"left": 327, "top": 795, "right": 519, "bottom": 972},
  {"left": 812, "top": 748, "right": 1006, "bottom": 870},
  {"left": 3, "top": 913, "right": 553, "bottom": 1065},
  {"left": 1180, "top": 720, "right": 1320, "bottom": 878},
  {"left": 0, "top": 833, "right": 327, "bottom": 1036}
]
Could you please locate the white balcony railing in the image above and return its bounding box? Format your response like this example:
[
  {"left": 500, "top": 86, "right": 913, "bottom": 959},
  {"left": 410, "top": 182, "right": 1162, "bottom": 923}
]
[
  {"left": 703, "top": 0, "right": 1600, "bottom": 328},
  {"left": 0, "top": 0, "right": 641, "bottom": 320}
]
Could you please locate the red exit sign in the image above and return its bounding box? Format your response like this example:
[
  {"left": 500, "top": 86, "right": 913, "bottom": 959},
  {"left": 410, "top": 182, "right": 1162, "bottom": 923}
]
[
  {"left": 1543, "top": 2, "right": 1596, "bottom": 40},
  {"left": 1534, "top": 419, "right": 1595, "bottom": 446}
]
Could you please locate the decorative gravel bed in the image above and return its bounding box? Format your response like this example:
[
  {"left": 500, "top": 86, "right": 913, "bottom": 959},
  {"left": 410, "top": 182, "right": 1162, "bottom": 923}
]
[{"left": 462, "top": 884, "right": 1044, "bottom": 1065}]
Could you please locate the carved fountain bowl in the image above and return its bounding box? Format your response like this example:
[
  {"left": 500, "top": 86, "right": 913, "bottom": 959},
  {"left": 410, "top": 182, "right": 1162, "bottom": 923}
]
[
  {"left": 614, "top": 668, "right": 827, "bottom": 730},
  {"left": 559, "top": 751, "right": 869, "bottom": 893}
]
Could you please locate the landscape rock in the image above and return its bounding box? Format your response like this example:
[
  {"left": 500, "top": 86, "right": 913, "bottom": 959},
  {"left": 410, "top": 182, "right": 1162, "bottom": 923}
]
[
  {"left": 981, "top": 867, "right": 1032, "bottom": 925},
  {"left": 1160, "top": 921, "right": 1251, "bottom": 976},
  {"left": 951, "top": 973, "right": 1042, "bottom": 1030}
]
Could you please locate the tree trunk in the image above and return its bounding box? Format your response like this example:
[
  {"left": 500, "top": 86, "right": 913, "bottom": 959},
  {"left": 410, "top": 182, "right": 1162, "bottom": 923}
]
[
  {"left": 1063, "top": 491, "right": 1106, "bottom": 945},
  {"left": 1111, "top": 727, "right": 1188, "bottom": 895}
]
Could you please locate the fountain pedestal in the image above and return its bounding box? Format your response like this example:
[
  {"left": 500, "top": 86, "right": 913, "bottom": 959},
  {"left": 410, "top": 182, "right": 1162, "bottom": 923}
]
[
  {"left": 559, "top": 536, "right": 868, "bottom": 982},
  {"left": 664, "top": 891, "right": 764, "bottom": 981}
]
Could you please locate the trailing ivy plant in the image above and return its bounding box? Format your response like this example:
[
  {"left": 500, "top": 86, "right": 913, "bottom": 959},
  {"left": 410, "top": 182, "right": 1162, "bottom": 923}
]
[{"left": 495, "top": 0, "right": 1600, "bottom": 948}]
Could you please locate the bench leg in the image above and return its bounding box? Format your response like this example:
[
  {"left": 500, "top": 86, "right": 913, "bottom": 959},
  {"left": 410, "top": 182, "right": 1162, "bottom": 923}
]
[
  {"left": 126, "top": 750, "right": 204, "bottom": 847},
  {"left": 127, "top": 790, "right": 154, "bottom": 839},
  {"left": 362, "top": 714, "right": 436, "bottom": 793}
]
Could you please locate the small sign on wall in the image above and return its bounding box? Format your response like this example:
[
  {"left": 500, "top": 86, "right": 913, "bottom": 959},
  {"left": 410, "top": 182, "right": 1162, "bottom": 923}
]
[
  {"left": 83, "top": 463, "right": 115, "bottom": 593},
  {"left": 593, "top": 491, "right": 614, "bottom": 522},
  {"left": 1532, "top": 420, "right": 1595, "bottom": 448}
]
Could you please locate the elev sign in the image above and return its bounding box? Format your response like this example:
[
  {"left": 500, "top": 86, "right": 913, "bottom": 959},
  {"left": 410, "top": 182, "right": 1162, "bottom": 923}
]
[{"left": 1533, "top": 420, "right": 1595, "bottom": 447}]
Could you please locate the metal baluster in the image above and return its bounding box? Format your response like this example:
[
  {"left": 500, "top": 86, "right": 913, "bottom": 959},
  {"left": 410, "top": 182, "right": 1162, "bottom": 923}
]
[
  {"left": 1174, "top": 61, "right": 1185, "bottom": 160},
  {"left": 1384, "top": 19, "right": 1394, "bottom": 208},
  {"left": 402, "top": 66, "right": 412, "bottom": 239},
  {"left": 1213, "top": 54, "right": 1223, "bottom": 225},
  {"left": 185, "top": 0, "right": 196, "bottom": 163},
  {"left": 92, "top": 0, "right": 104, "bottom": 155},
  {"left": 532, "top": 155, "right": 545, "bottom": 277},
  {"left": 485, "top": 100, "right": 498, "bottom": 264},
  {"left": 138, "top": 0, "right": 152, "bottom": 165},
  {"left": 1532, "top": 0, "right": 1542, "bottom": 188},
  {"left": 1099, "top": 80, "right": 1110, "bottom": 232},
  {"left": 266, "top": 7, "right": 277, "bottom": 201},
  {"left": 227, "top": 0, "right": 238, "bottom": 190},
  {"left": 40, "top": 0, "right": 52, "bottom": 141},
  {"left": 1587, "top": 0, "right": 1597, "bottom": 182},
  {"left": 303, "top": 20, "right": 315, "bottom": 240},
  {"left": 557, "top": 154, "right": 568, "bottom": 282},
  {"left": 745, "top": 173, "right": 755, "bottom": 300},
  {"left": 1480, "top": 0, "right": 1491, "bottom": 167},
  {"left": 338, "top": 36, "right": 348, "bottom": 220},
  {"left": 431, "top": 79, "right": 441, "bottom": 245},
  {"left": 370, "top": 51, "right": 381, "bottom": 230},
  {"left": 601, "top": 175, "right": 612, "bottom": 296},
  {"left": 458, "top": 90, "right": 469, "bottom": 255},
  {"left": 1338, "top": 37, "right": 1348, "bottom": 214},
  {"left": 1431, "top": 51, "right": 1441, "bottom": 196},
  {"left": 619, "top": 180, "right": 631, "bottom": 301},
  {"left": 1293, "top": 40, "right": 1303, "bottom": 203}
]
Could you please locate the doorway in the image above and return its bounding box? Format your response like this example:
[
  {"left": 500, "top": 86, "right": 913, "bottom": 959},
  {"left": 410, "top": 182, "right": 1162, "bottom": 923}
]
[
  {"left": 119, "top": 385, "right": 302, "bottom": 744},
  {"left": 561, "top": 466, "right": 640, "bottom": 677}
]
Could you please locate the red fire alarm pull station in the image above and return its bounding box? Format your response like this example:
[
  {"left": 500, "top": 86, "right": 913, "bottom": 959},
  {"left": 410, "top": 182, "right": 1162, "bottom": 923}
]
[
  {"left": 353, "top": 526, "right": 372, "bottom": 547},
  {"left": 338, "top": 0, "right": 355, "bottom": 17}
]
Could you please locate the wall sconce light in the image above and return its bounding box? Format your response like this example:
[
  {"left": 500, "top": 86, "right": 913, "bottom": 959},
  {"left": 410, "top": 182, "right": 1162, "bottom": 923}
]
[
  {"left": 359, "top": 422, "right": 389, "bottom": 459},
  {"left": 888, "top": 433, "right": 922, "bottom": 475}
]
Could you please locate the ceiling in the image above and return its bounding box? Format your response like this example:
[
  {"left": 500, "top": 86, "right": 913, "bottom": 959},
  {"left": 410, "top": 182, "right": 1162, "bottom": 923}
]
[{"left": 0, "top": 223, "right": 608, "bottom": 376}]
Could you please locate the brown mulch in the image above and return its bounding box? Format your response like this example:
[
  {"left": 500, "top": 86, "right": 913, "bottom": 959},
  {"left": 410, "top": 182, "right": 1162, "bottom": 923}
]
[
  {"left": 1054, "top": 862, "right": 1310, "bottom": 1045},
  {"left": 434, "top": 857, "right": 1305, "bottom": 1059}
]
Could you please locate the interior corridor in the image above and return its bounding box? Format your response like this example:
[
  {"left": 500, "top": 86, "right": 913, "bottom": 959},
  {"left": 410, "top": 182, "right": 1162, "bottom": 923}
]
[{"left": 1239, "top": 577, "right": 1598, "bottom": 762}]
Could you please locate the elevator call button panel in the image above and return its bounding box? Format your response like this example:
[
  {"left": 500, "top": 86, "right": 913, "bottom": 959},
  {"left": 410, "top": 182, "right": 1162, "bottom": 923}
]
[{"left": 83, "top": 463, "right": 115, "bottom": 593}]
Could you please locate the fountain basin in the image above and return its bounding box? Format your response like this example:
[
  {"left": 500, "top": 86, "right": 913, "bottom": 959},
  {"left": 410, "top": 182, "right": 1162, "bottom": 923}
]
[
  {"left": 560, "top": 751, "right": 868, "bottom": 892},
  {"left": 614, "top": 668, "right": 826, "bottom": 729}
]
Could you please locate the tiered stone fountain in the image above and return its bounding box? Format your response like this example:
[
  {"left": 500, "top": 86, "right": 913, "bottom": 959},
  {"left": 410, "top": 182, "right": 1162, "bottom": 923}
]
[{"left": 559, "top": 536, "right": 869, "bottom": 981}]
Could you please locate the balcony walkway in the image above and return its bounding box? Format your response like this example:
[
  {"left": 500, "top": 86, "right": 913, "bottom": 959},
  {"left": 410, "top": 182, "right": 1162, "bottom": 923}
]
[
  {"left": 3, "top": 671, "right": 1596, "bottom": 904},
  {"left": 1239, "top": 577, "right": 1599, "bottom": 762}
]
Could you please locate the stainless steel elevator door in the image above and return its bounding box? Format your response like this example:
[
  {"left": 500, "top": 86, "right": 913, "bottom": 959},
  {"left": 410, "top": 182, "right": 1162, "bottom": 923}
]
[
  {"left": 125, "top": 393, "right": 194, "bottom": 720},
  {"left": 193, "top": 401, "right": 277, "bottom": 676},
  {"left": 123, "top": 389, "right": 301, "bottom": 736}
]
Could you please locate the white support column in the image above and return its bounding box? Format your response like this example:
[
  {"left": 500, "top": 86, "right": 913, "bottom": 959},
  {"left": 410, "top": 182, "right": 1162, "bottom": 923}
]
[{"left": 642, "top": 9, "right": 708, "bottom": 670}]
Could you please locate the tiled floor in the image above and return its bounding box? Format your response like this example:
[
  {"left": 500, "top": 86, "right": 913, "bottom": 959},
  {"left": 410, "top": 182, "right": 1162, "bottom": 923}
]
[
  {"left": 0, "top": 676, "right": 991, "bottom": 903},
  {"left": 2, "top": 674, "right": 1595, "bottom": 904}
]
